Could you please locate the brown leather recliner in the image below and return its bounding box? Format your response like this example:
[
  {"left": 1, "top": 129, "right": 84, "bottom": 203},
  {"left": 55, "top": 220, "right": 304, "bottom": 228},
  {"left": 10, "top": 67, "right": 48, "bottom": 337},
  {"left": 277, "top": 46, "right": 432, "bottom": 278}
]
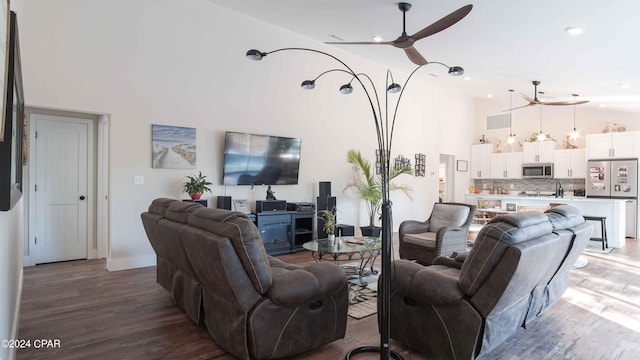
[
  {"left": 141, "top": 198, "right": 205, "bottom": 324},
  {"left": 387, "top": 205, "right": 592, "bottom": 359},
  {"left": 399, "top": 202, "right": 476, "bottom": 265},
  {"left": 142, "top": 199, "right": 349, "bottom": 359}
]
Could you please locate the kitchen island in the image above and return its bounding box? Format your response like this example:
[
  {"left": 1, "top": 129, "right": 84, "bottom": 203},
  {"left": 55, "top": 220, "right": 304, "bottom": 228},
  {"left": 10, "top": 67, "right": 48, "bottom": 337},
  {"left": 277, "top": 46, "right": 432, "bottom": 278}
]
[{"left": 464, "top": 194, "right": 627, "bottom": 248}]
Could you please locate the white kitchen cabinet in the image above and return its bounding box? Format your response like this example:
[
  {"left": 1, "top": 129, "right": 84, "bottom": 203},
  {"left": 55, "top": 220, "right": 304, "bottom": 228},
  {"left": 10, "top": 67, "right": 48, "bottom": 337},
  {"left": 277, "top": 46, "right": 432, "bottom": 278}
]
[
  {"left": 554, "top": 148, "right": 586, "bottom": 179},
  {"left": 586, "top": 131, "right": 640, "bottom": 159},
  {"left": 491, "top": 152, "right": 523, "bottom": 179},
  {"left": 470, "top": 143, "right": 493, "bottom": 179},
  {"left": 522, "top": 141, "right": 555, "bottom": 163}
]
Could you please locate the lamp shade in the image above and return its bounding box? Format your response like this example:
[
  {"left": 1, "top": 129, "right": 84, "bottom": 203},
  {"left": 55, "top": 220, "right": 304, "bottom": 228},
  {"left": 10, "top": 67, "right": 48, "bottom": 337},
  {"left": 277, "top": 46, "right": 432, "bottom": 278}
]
[
  {"left": 448, "top": 66, "right": 464, "bottom": 76},
  {"left": 246, "top": 49, "right": 265, "bottom": 61},
  {"left": 339, "top": 83, "right": 353, "bottom": 94},
  {"left": 300, "top": 80, "right": 316, "bottom": 90},
  {"left": 387, "top": 83, "right": 401, "bottom": 93}
]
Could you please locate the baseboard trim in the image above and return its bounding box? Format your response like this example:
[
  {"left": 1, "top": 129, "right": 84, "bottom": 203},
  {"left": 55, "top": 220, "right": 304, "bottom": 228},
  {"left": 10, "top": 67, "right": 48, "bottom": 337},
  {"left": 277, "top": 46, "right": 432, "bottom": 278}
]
[
  {"left": 22, "top": 255, "right": 34, "bottom": 267},
  {"left": 106, "top": 254, "right": 156, "bottom": 271}
]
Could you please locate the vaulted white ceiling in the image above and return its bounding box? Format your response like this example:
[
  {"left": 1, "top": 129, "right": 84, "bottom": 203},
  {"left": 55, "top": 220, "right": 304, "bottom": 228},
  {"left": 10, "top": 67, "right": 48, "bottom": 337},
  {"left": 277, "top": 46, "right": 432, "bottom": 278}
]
[{"left": 207, "top": 0, "right": 640, "bottom": 113}]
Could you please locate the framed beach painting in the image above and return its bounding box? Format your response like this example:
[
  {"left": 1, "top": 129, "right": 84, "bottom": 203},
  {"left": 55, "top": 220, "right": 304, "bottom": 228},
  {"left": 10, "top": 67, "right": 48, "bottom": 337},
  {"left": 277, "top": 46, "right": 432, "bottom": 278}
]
[{"left": 151, "top": 124, "right": 196, "bottom": 169}]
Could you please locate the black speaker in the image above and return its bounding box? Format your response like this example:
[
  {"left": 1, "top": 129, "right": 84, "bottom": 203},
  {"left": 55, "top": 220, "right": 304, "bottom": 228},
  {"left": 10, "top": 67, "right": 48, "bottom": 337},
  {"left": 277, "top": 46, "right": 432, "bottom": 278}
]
[
  {"left": 316, "top": 196, "right": 336, "bottom": 212},
  {"left": 217, "top": 196, "right": 232, "bottom": 210},
  {"left": 319, "top": 181, "right": 332, "bottom": 198},
  {"left": 256, "top": 200, "right": 287, "bottom": 213}
]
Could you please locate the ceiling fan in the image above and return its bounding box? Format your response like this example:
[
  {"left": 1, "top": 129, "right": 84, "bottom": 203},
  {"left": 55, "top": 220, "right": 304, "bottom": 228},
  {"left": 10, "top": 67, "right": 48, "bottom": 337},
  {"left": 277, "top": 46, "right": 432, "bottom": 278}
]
[
  {"left": 508, "top": 80, "right": 590, "bottom": 111},
  {"left": 325, "top": 3, "right": 473, "bottom": 66}
]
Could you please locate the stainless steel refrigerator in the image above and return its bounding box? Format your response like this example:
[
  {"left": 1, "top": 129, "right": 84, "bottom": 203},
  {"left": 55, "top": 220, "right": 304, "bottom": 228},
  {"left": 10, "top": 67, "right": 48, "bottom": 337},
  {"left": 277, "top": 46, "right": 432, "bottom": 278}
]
[{"left": 587, "top": 159, "right": 638, "bottom": 237}]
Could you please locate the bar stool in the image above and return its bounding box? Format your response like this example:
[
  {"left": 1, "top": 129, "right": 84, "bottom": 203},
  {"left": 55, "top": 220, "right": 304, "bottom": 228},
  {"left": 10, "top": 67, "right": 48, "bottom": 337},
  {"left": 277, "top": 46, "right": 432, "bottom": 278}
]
[{"left": 583, "top": 215, "right": 608, "bottom": 250}]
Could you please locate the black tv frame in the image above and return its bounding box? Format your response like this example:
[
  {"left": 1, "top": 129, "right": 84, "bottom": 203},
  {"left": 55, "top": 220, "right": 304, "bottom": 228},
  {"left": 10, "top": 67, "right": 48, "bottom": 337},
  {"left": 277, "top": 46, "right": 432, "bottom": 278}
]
[
  {"left": 0, "top": 12, "right": 25, "bottom": 211},
  {"left": 222, "top": 131, "right": 302, "bottom": 186}
]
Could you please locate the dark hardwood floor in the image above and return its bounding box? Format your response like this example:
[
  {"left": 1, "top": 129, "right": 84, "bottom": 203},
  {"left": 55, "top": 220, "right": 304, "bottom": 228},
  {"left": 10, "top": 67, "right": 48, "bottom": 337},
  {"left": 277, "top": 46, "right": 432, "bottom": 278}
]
[{"left": 17, "top": 238, "right": 640, "bottom": 360}]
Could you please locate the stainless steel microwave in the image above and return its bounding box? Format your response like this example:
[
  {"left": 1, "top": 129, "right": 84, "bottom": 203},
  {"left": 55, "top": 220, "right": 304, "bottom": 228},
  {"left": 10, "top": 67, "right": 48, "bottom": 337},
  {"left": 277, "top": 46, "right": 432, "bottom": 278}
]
[{"left": 521, "top": 163, "right": 554, "bottom": 179}]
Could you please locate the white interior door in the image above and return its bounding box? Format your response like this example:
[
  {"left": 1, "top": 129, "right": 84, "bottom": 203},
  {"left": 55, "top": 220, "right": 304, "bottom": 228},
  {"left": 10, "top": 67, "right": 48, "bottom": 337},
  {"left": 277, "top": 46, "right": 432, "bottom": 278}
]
[{"left": 33, "top": 115, "right": 92, "bottom": 264}]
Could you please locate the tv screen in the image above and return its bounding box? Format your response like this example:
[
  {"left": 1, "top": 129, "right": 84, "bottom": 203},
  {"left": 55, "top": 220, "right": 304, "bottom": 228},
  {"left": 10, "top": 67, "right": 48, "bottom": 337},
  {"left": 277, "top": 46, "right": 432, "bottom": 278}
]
[{"left": 223, "top": 131, "right": 301, "bottom": 185}]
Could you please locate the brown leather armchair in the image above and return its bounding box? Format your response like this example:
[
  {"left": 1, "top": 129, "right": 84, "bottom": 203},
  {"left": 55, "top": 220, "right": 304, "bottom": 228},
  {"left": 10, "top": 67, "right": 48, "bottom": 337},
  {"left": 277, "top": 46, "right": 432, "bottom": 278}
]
[{"left": 399, "top": 202, "right": 476, "bottom": 265}]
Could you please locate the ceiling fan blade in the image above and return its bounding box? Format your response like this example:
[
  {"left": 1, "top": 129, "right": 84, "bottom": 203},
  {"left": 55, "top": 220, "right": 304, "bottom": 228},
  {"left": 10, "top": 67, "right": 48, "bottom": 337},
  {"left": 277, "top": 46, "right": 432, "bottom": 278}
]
[
  {"left": 410, "top": 4, "right": 473, "bottom": 41},
  {"left": 503, "top": 104, "right": 533, "bottom": 112},
  {"left": 519, "top": 93, "right": 538, "bottom": 104},
  {"left": 325, "top": 41, "right": 393, "bottom": 45},
  {"left": 404, "top": 47, "right": 427, "bottom": 65},
  {"left": 543, "top": 100, "right": 590, "bottom": 106}
]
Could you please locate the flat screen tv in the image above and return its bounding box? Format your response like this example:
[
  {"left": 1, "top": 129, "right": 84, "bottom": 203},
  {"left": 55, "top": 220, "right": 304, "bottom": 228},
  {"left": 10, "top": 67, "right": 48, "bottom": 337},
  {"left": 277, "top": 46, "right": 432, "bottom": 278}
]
[{"left": 223, "top": 131, "right": 301, "bottom": 186}]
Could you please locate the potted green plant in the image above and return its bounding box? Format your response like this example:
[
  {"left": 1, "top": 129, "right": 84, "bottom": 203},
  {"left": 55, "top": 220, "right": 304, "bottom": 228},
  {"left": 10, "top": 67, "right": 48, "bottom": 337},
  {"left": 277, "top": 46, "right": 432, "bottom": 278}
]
[
  {"left": 183, "top": 171, "right": 213, "bottom": 200},
  {"left": 320, "top": 208, "right": 337, "bottom": 241},
  {"left": 345, "top": 149, "right": 413, "bottom": 237}
]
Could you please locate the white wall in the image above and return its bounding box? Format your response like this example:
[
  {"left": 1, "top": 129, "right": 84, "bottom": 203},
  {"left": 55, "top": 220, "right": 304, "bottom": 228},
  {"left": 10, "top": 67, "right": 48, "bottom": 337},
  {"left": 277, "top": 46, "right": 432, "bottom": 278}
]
[
  {"left": 20, "top": 0, "right": 475, "bottom": 270},
  {"left": 0, "top": 200, "right": 23, "bottom": 360}
]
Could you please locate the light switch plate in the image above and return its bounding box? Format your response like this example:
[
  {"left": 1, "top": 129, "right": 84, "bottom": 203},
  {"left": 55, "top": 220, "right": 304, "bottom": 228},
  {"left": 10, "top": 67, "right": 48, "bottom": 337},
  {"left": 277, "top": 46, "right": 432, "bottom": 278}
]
[{"left": 133, "top": 176, "right": 144, "bottom": 185}]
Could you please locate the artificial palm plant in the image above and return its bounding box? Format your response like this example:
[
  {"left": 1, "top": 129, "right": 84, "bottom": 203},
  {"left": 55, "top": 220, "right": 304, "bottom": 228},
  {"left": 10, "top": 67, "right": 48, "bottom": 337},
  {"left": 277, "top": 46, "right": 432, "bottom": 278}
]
[{"left": 345, "top": 149, "right": 412, "bottom": 234}]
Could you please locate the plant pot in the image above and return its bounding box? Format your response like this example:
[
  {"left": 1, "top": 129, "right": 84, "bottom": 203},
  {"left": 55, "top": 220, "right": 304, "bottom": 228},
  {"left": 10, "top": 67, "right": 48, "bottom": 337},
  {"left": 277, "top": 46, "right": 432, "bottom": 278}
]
[
  {"left": 328, "top": 234, "right": 336, "bottom": 241},
  {"left": 360, "top": 226, "right": 381, "bottom": 238},
  {"left": 190, "top": 193, "right": 202, "bottom": 200}
]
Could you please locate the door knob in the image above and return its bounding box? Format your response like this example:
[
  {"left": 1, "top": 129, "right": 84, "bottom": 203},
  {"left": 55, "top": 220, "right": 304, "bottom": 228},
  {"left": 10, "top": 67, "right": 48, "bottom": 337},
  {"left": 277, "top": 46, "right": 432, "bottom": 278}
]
[{"left": 80, "top": 196, "right": 86, "bottom": 200}]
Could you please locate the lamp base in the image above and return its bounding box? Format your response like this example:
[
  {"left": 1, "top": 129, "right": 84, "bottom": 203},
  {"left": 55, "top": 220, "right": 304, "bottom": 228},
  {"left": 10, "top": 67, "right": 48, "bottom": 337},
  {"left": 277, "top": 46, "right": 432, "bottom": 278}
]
[{"left": 344, "top": 346, "right": 404, "bottom": 360}]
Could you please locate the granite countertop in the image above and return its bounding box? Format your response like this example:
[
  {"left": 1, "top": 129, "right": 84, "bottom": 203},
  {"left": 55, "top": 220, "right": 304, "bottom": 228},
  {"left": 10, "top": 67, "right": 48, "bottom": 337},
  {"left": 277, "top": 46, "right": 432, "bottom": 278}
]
[{"left": 465, "top": 193, "right": 627, "bottom": 202}]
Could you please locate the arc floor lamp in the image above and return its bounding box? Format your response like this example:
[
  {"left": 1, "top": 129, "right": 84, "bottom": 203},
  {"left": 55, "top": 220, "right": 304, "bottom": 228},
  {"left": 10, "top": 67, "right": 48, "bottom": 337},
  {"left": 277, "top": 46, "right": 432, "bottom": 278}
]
[{"left": 246, "top": 47, "right": 464, "bottom": 360}]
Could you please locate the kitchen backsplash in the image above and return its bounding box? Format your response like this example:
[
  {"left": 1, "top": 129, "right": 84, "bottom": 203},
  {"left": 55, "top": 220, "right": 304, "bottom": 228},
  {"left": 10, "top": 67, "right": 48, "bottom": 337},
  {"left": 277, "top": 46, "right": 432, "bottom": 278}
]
[{"left": 473, "top": 178, "right": 586, "bottom": 195}]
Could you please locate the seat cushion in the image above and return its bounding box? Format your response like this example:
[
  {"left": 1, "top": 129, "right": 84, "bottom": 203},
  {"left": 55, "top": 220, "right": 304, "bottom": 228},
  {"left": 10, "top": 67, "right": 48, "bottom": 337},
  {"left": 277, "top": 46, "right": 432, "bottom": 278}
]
[
  {"left": 429, "top": 204, "right": 470, "bottom": 232},
  {"left": 402, "top": 232, "right": 436, "bottom": 248}
]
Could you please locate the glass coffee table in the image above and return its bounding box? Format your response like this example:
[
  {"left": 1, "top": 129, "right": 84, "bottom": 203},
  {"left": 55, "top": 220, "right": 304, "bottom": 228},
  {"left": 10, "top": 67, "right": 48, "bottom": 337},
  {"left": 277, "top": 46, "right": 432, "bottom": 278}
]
[{"left": 302, "top": 236, "right": 382, "bottom": 285}]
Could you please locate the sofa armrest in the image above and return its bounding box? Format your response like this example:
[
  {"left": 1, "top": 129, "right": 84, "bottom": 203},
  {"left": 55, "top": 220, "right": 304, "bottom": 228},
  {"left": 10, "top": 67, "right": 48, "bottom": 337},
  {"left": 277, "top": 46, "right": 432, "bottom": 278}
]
[
  {"left": 266, "top": 262, "right": 346, "bottom": 307},
  {"left": 399, "top": 219, "right": 430, "bottom": 237},
  {"left": 436, "top": 225, "right": 468, "bottom": 239},
  {"left": 433, "top": 256, "right": 463, "bottom": 269},
  {"left": 393, "top": 260, "right": 465, "bottom": 306}
]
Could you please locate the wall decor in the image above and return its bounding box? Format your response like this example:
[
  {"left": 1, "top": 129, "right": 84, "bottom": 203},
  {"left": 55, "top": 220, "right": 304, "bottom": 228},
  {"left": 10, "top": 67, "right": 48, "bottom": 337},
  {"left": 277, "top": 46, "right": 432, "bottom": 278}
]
[
  {"left": 151, "top": 124, "right": 196, "bottom": 169},
  {"left": 0, "top": 12, "right": 24, "bottom": 211},
  {"left": 506, "top": 202, "right": 517, "bottom": 212},
  {"left": 456, "top": 160, "right": 468, "bottom": 172},
  {"left": 375, "top": 149, "right": 389, "bottom": 175},
  {"left": 414, "top": 153, "right": 426, "bottom": 177},
  {"left": 394, "top": 154, "right": 411, "bottom": 172}
]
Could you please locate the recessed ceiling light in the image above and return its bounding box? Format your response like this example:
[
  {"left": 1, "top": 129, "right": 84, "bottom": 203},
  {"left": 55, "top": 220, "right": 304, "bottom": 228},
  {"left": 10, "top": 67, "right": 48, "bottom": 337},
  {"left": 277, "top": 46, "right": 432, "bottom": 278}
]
[
  {"left": 487, "top": 94, "right": 493, "bottom": 98},
  {"left": 565, "top": 27, "right": 583, "bottom": 35},
  {"left": 463, "top": 76, "right": 471, "bottom": 81},
  {"left": 618, "top": 83, "right": 631, "bottom": 89},
  {"left": 600, "top": 104, "right": 608, "bottom": 108},
  {"left": 372, "top": 35, "right": 383, "bottom": 42}
]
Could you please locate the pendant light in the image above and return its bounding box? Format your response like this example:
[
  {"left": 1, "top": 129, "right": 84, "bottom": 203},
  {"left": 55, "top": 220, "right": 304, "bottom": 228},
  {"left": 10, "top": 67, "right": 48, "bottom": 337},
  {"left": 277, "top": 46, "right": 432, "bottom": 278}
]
[
  {"left": 507, "top": 89, "right": 516, "bottom": 144},
  {"left": 569, "top": 94, "right": 580, "bottom": 139},
  {"left": 536, "top": 106, "right": 546, "bottom": 142}
]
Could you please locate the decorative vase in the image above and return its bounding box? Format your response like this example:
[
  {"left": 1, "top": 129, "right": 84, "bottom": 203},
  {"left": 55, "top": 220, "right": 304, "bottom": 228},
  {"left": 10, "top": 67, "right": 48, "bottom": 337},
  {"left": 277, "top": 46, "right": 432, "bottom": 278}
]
[{"left": 190, "top": 193, "right": 202, "bottom": 200}]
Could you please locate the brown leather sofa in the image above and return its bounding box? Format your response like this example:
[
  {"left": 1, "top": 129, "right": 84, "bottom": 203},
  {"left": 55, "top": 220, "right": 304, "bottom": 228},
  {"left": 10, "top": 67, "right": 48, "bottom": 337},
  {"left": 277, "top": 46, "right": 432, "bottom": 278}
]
[
  {"left": 386, "top": 205, "right": 592, "bottom": 359},
  {"left": 141, "top": 198, "right": 349, "bottom": 359}
]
